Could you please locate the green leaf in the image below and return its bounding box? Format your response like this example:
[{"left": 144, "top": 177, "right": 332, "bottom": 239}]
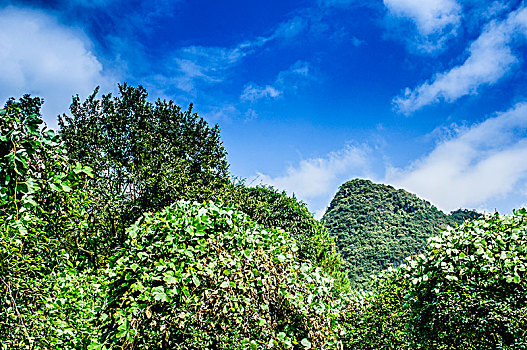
[
  {"left": 192, "top": 275, "right": 200, "bottom": 287},
  {"left": 49, "top": 182, "right": 62, "bottom": 192},
  {"left": 301, "top": 338, "right": 312, "bottom": 349},
  {"left": 60, "top": 181, "right": 72, "bottom": 192}
]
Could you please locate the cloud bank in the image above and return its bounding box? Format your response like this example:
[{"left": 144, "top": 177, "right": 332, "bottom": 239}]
[
  {"left": 388, "top": 101, "right": 527, "bottom": 211},
  {"left": 257, "top": 101, "right": 527, "bottom": 217}
]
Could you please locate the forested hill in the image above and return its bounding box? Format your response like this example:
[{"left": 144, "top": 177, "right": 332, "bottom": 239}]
[{"left": 322, "top": 179, "right": 481, "bottom": 287}]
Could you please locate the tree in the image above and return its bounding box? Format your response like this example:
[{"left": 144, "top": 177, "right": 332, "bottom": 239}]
[
  {"left": 449, "top": 208, "right": 482, "bottom": 225},
  {"left": 58, "top": 84, "right": 229, "bottom": 252}
]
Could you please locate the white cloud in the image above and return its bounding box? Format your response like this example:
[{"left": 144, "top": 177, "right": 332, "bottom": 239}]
[
  {"left": 241, "top": 85, "right": 282, "bottom": 101},
  {"left": 384, "top": 0, "right": 461, "bottom": 36},
  {"left": 244, "top": 108, "right": 258, "bottom": 122},
  {"left": 383, "top": 0, "right": 461, "bottom": 53},
  {"left": 0, "top": 6, "right": 115, "bottom": 128},
  {"left": 240, "top": 61, "right": 313, "bottom": 102},
  {"left": 201, "top": 104, "right": 239, "bottom": 123},
  {"left": 168, "top": 44, "right": 251, "bottom": 93},
  {"left": 394, "top": 6, "right": 527, "bottom": 114},
  {"left": 166, "top": 16, "right": 309, "bottom": 95},
  {"left": 254, "top": 145, "right": 371, "bottom": 217},
  {"left": 253, "top": 101, "right": 527, "bottom": 217},
  {"left": 387, "top": 102, "right": 527, "bottom": 211},
  {"left": 269, "top": 16, "right": 307, "bottom": 40}
]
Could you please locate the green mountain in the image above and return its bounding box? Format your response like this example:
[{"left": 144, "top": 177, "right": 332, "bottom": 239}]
[{"left": 322, "top": 179, "right": 481, "bottom": 288}]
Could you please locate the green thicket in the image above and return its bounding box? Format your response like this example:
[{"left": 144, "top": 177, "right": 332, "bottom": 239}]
[
  {"left": 2, "top": 87, "right": 526, "bottom": 349},
  {"left": 97, "top": 201, "right": 341, "bottom": 349},
  {"left": 341, "top": 209, "right": 527, "bottom": 349},
  {"left": 1, "top": 89, "right": 346, "bottom": 349},
  {"left": 0, "top": 96, "right": 100, "bottom": 348},
  {"left": 57, "top": 85, "right": 346, "bottom": 285},
  {"left": 217, "top": 183, "right": 347, "bottom": 290},
  {"left": 322, "top": 179, "right": 480, "bottom": 287}
]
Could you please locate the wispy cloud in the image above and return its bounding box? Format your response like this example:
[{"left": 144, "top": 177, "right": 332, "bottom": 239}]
[
  {"left": 387, "top": 101, "right": 527, "bottom": 211},
  {"left": 384, "top": 0, "right": 461, "bottom": 36},
  {"left": 240, "top": 61, "right": 313, "bottom": 102},
  {"left": 383, "top": 0, "right": 461, "bottom": 53},
  {"left": 162, "top": 16, "right": 309, "bottom": 96},
  {"left": 200, "top": 104, "right": 239, "bottom": 124},
  {"left": 168, "top": 45, "right": 250, "bottom": 93},
  {"left": 254, "top": 145, "right": 372, "bottom": 217},
  {"left": 0, "top": 6, "right": 116, "bottom": 127},
  {"left": 268, "top": 16, "right": 307, "bottom": 40},
  {"left": 393, "top": 5, "right": 527, "bottom": 114},
  {"left": 241, "top": 85, "right": 282, "bottom": 102}
]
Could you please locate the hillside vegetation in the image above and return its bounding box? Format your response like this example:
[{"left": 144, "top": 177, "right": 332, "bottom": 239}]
[
  {"left": 1, "top": 87, "right": 525, "bottom": 349},
  {"left": 322, "top": 179, "right": 481, "bottom": 287}
]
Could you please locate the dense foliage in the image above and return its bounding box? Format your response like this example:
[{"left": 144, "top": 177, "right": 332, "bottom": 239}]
[
  {"left": 218, "top": 183, "right": 348, "bottom": 291},
  {"left": 96, "top": 201, "right": 341, "bottom": 349},
  {"left": 449, "top": 208, "right": 482, "bottom": 224},
  {"left": 58, "top": 85, "right": 229, "bottom": 260},
  {"left": 0, "top": 97, "right": 98, "bottom": 348},
  {"left": 3, "top": 89, "right": 526, "bottom": 349},
  {"left": 322, "top": 179, "right": 480, "bottom": 287},
  {"left": 57, "top": 86, "right": 344, "bottom": 282},
  {"left": 340, "top": 209, "right": 527, "bottom": 349},
  {"left": 1, "top": 91, "right": 347, "bottom": 349},
  {"left": 402, "top": 209, "right": 527, "bottom": 349}
]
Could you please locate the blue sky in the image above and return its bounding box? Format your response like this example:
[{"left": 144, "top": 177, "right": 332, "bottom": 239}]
[{"left": 2, "top": 0, "right": 527, "bottom": 217}]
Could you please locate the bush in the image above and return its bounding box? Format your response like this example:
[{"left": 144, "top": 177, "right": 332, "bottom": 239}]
[
  {"left": 96, "top": 201, "right": 342, "bottom": 349},
  {"left": 402, "top": 209, "right": 527, "bottom": 349},
  {"left": 339, "top": 209, "right": 527, "bottom": 350},
  {"left": 0, "top": 97, "right": 96, "bottom": 348},
  {"left": 217, "top": 183, "right": 349, "bottom": 292},
  {"left": 338, "top": 269, "right": 410, "bottom": 350}
]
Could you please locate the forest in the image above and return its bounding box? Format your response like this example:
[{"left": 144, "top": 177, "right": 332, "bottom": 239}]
[{"left": 1, "top": 85, "right": 526, "bottom": 349}]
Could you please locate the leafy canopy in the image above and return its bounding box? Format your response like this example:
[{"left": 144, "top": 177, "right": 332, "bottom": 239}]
[{"left": 58, "top": 84, "right": 229, "bottom": 250}]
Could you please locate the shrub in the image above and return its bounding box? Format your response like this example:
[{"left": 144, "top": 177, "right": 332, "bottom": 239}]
[
  {"left": 339, "top": 209, "right": 527, "bottom": 350},
  {"left": 96, "top": 201, "right": 341, "bottom": 349},
  {"left": 401, "top": 209, "right": 527, "bottom": 349},
  {"left": 338, "top": 269, "right": 410, "bottom": 350},
  {"left": 0, "top": 97, "right": 95, "bottom": 348},
  {"left": 217, "top": 183, "right": 349, "bottom": 292}
]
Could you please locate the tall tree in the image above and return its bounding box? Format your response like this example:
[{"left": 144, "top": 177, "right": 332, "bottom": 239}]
[{"left": 58, "top": 84, "right": 229, "bottom": 248}]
